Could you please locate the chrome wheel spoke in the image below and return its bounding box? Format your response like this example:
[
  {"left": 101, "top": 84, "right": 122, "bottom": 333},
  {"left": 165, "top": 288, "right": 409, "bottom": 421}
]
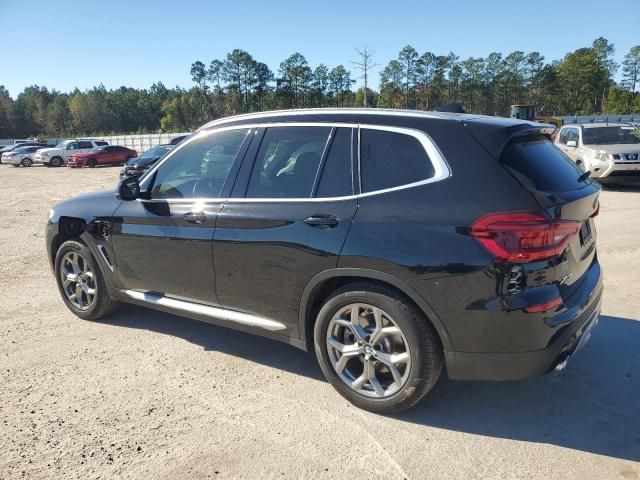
[
  {"left": 375, "top": 351, "right": 409, "bottom": 387},
  {"left": 60, "top": 251, "right": 97, "bottom": 311},
  {"left": 327, "top": 302, "right": 412, "bottom": 399}
]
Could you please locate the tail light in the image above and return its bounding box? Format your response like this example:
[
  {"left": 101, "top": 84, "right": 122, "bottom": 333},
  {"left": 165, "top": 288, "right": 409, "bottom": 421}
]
[{"left": 471, "top": 211, "right": 580, "bottom": 263}]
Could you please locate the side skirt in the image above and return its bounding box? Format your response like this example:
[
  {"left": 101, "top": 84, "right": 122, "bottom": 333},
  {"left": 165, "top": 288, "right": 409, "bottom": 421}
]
[{"left": 110, "top": 288, "right": 308, "bottom": 351}]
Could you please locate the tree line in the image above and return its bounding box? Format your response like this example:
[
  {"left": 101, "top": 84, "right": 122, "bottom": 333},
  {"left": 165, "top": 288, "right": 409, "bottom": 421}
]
[{"left": 1, "top": 38, "right": 639, "bottom": 139}]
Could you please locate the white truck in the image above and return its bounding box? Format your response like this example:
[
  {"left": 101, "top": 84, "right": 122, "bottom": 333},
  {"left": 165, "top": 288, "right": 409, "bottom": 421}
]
[{"left": 35, "top": 139, "right": 109, "bottom": 167}]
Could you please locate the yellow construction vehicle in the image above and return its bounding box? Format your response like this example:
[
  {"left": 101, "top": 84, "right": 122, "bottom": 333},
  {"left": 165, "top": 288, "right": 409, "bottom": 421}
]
[{"left": 509, "top": 104, "right": 563, "bottom": 128}]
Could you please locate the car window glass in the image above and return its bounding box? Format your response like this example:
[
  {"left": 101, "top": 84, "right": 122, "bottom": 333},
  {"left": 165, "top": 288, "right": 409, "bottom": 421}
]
[
  {"left": 558, "top": 129, "right": 568, "bottom": 145},
  {"left": 246, "top": 126, "right": 331, "bottom": 198},
  {"left": 150, "top": 128, "right": 249, "bottom": 199},
  {"left": 78, "top": 141, "right": 94, "bottom": 149},
  {"left": 360, "top": 129, "right": 435, "bottom": 193},
  {"left": 316, "top": 128, "right": 353, "bottom": 198},
  {"left": 66, "top": 142, "right": 78, "bottom": 150},
  {"left": 96, "top": 141, "right": 108, "bottom": 146}
]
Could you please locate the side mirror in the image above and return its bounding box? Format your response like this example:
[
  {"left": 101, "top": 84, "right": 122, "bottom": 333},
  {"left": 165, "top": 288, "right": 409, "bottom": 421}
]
[
  {"left": 566, "top": 140, "right": 577, "bottom": 148},
  {"left": 117, "top": 176, "right": 140, "bottom": 201}
]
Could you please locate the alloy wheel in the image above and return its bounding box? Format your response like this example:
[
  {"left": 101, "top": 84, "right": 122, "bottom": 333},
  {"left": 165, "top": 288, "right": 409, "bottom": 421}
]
[
  {"left": 60, "top": 251, "right": 97, "bottom": 311},
  {"left": 326, "top": 303, "right": 412, "bottom": 398}
]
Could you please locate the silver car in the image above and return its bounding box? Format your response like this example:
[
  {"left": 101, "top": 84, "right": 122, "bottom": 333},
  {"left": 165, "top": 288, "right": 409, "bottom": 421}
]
[
  {"left": 2, "top": 145, "right": 43, "bottom": 167},
  {"left": 554, "top": 123, "right": 640, "bottom": 180}
]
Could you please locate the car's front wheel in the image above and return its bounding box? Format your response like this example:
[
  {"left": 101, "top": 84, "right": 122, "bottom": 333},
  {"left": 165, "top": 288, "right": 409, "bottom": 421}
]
[
  {"left": 314, "top": 283, "right": 443, "bottom": 414},
  {"left": 54, "top": 240, "right": 118, "bottom": 320},
  {"left": 87, "top": 159, "right": 96, "bottom": 168},
  {"left": 50, "top": 156, "right": 63, "bottom": 167},
  {"left": 21, "top": 158, "right": 33, "bottom": 167}
]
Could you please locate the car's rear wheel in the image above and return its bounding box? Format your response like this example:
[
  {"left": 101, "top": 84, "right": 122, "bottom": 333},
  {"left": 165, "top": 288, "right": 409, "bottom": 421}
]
[
  {"left": 54, "top": 240, "right": 118, "bottom": 320},
  {"left": 21, "top": 158, "right": 33, "bottom": 167},
  {"left": 87, "top": 159, "right": 97, "bottom": 168},
  {"left": 50, "top": 156, "right": 63, "bottom": 167},
  {"left": 314, "top": 283, "right": 443, "bottom": 414}
]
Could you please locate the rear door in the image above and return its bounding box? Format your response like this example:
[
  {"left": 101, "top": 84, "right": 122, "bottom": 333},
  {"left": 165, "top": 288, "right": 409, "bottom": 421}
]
[{"left": 213, "top": 125, "right": 358, "bottom": 336}]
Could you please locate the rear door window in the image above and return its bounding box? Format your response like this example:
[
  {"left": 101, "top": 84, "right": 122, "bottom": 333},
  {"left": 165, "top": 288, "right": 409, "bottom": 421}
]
[
  {"left": 359, "top": 128, "right": 435, "bottom": 193},
  {"left": 501, "top": 135, "right": 590, "bottom": 192},
  {"left": 315, "top": 128, "right": 353, "bottom": 198},
  {"left": 246, "top": 126, "right": 331, "bottom": 198}
]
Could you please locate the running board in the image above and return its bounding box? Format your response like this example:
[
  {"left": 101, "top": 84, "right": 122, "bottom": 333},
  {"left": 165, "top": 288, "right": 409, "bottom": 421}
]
[{"left": 122, "top": 290, "right": 287, "bottom": 332}]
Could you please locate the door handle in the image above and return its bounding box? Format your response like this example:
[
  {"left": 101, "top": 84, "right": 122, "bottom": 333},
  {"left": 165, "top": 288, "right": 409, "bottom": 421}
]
[
  {"left": 183, "top": 212, "right": 208, "bottom": 224},
  {"left": 304, "top": 215, "right": 339, "bottom": 229}
]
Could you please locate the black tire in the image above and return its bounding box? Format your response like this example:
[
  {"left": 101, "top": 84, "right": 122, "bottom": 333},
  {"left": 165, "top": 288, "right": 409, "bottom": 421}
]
[
  {"left": 50, "top": 156, "right": 63, "bottom": 167},
  {"left": 314, "top": 283, "right": 443, "bottom": 414},
  {"left": 54, "top": 240, "right": 118, "bottom": 320},
  {"left": 21, "top": 157, "right": 33, "bottom": 167},
  {"left": 87, "top": 159, "right": 97, "bottom": 168}
]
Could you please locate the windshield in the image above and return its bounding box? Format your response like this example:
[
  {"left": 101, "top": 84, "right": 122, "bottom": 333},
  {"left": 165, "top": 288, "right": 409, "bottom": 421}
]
[
  {"left": 142, "top": 146, "right": 171, "bottom": 158},
  {"left": 582, "top": 126, "right": 640, "bottom": 145},
  {"left": 54, "top": 140, "right": 71, "bottom": 149}
]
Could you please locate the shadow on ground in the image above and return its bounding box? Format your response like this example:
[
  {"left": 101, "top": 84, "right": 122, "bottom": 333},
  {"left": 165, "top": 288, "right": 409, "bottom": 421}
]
[{"left": 102, "top": 308, "right": 640, "bottom": 462}]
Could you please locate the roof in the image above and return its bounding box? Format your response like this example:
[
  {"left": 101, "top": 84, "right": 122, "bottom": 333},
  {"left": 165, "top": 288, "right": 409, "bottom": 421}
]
[{"left": 198, "top": 107, "right": 542, "bottom": 131}]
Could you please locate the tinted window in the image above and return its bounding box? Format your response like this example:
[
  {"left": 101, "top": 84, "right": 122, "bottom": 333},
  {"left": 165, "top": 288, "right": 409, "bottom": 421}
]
[
  {"left": 246, "top": 126, "right": 330, "bottom": 198},
  {"left": 501, "top": 135, "right": 589, "bottom": 192},
  {"left": 316, "top": 128, "right": 353, "bottom": 198},
  {"left": 66, "top": 142, "right": 79, "bottom": 150},
  {"left": 360, "top": 129, "right": 434, "bottom": 193},
  {"left": 96, "top": 141, "right": 109, "bottom": 146},
  {"left": 150, "top": 129, "right": 248, "bottom": 199}
]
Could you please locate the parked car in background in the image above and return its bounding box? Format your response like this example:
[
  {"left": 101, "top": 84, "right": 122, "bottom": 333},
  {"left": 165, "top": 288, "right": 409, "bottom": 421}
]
[
  {"left": 120, "top": 144, "right": 174, "bottom": 179},
  {"left": 555, "top": 123, "right": 640, "bottom": 180},
  {"left": 46, "top": 108, "right": 602, "bottom": 413},
  {"left": 2, "top": 145, "right": 44, "bottom": 167},
  {"left": 68, "top": 145, "right": 137, "bottom": 168},
  {"left": 0, "top": 142, "right": 49, "bottom": 163},
  {"left": 35, "top": 139, "right": 109, "bottom": 167}
]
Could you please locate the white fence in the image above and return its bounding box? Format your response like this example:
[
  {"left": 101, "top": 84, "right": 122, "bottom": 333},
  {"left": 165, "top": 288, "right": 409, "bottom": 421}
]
[
  {"left": 51, "top": 132, "right": 192, "bottom": 153},
  {"left": 1, "top": 132, "right": 191, "bottom": 152}
]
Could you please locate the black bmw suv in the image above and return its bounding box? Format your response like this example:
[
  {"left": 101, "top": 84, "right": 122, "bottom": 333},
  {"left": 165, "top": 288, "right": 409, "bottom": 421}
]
[{"left": 46, "top": 109, "right": 602, "bottom": 413}]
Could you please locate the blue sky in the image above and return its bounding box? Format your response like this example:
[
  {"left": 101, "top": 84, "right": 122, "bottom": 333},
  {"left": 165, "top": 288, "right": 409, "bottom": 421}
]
[{"left": 2, "top": 0, "right": 639, "bottom": 97}]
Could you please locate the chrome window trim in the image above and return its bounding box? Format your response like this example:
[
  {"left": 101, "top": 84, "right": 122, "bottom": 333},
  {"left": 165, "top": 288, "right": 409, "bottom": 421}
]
[{"left": 138, "top": 121, "right": 451, "bottom": 203}]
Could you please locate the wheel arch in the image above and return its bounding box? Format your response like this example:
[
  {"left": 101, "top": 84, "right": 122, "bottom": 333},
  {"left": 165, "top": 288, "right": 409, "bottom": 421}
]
[{"left": 298, "top": 268, "right": 452, "bottom": 352}]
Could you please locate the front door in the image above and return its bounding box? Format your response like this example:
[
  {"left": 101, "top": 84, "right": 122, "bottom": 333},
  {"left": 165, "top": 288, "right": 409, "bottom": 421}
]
[
  {"left": 111, "top": 127, "right": 253, "bottom": 304},
  {"left": 213, "top": 125, "right": 358, "bottom": 335}
]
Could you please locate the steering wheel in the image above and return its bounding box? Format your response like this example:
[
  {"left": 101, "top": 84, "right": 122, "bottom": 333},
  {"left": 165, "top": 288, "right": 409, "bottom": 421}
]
[{"left": 192, "top": 178, "right": 217, "bottom": 197}]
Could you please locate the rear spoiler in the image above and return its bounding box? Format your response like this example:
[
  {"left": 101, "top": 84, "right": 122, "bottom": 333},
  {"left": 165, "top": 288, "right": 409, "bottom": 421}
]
[{"left": 462, "top": 119, "right": 556, "bottom": 159}]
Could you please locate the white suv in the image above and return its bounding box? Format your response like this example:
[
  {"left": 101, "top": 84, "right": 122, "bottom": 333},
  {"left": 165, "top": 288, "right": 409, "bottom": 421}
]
[
  {"left": 554, "top": 123, "right": 640, "bottom": 180},
  {"left": 35, "top": 139, "right": 109, "bottom": 167}
]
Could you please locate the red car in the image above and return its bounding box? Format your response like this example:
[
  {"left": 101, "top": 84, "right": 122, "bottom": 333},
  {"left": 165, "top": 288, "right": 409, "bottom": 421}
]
[{"left": 68, "top": 145, "right": 137, "bottom": 168}]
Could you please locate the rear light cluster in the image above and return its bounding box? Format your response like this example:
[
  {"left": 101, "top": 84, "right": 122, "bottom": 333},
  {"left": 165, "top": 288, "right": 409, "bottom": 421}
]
[{"left": 471, "top": 211, "right": 581, "bottom": 263}]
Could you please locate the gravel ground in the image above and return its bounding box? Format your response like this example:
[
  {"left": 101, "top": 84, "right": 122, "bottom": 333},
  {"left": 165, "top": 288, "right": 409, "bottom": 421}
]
[{"left": 0, "top": 165, "right": 639, "bottom": 480}]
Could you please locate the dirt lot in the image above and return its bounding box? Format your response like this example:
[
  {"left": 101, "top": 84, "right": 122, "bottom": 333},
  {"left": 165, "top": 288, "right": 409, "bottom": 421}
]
[{"left": 0, "top": 164, "right": 639, "bottom": 480}]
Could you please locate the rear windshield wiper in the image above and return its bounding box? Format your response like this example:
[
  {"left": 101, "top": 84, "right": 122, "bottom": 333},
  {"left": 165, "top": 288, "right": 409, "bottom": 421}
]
[{"left": 578, "top": 170, "right": 592, "bottom": 182}]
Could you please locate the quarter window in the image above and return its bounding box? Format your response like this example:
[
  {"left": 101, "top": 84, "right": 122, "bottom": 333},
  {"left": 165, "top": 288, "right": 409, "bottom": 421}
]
[
  {"left": 149, "top": 128, "right": 249, "bottom": 199},
  {"left": 360, "top": 129, "right": 435, "bottom": 193},
  {"left": 246, "top": 126, "right": 331, "bottom": 198}
]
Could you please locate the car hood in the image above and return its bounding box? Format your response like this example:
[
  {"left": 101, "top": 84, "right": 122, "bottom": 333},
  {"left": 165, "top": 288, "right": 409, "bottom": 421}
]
[
  {"left": 50, "top": 188, "right": 120, "bottom": 223},
  {"left": 583, "top": 144, "right": 640, "bottom": 154},
  {"left": 128, "top": 156, "right": 158, "bottom": 167}
]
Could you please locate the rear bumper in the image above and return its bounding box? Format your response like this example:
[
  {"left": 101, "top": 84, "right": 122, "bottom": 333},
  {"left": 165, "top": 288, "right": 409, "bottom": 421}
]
[{"left": 445, "top": 269, "right": 603, "bottom": 381}]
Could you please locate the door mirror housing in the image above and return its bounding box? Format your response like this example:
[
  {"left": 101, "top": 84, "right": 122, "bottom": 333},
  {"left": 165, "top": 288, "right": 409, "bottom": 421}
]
[
  {"left": 566, "top": 140, "right": 577, "bottom": 148},
  {"left": 117, "top": 176, "right": 140, "bottom": 201}
]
